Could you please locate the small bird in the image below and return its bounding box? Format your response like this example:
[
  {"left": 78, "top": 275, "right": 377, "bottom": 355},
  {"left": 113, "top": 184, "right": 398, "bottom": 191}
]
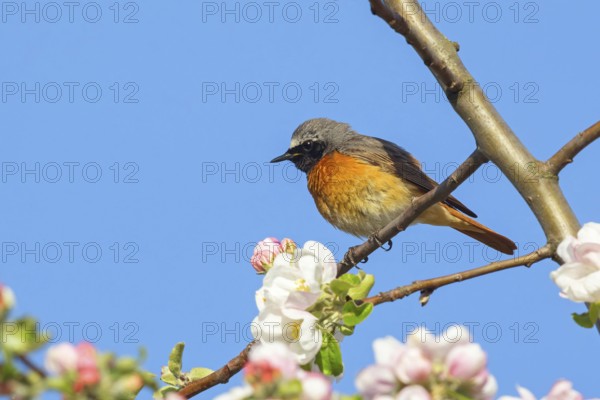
[{"left": 271, "top": 118, "right": 516, "bottom": 255}]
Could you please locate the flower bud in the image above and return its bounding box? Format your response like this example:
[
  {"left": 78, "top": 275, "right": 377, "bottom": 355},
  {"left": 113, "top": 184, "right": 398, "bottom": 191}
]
[
  {"left": 356, "top": 365, "right": 397, "bottom": 399},
  {"left": 393, "top": 347, "right": 432, "bottom": 384},
  {"left": 396, "top": 385, "right": 432, "bottom": 400},
  {"left": 251, "top": 238, "right": 296, "bottom": 273},
  {"left": 45, "top": 343, "right": 78, "bottom": 375},
  {"left": 0, "top": 284, "right": 15, "bottom": 314},
  {"left": 300, "top": 372, "right": 332, "bottom": 400},
  {"left": 445, "top": 343, "right": 487, "bottom": 380}
]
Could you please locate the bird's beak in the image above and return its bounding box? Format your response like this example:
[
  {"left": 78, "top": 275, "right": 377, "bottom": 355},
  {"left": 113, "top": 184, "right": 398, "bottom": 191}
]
[{"left": 270, "top": 150, "right": 297, "bottom": 163}]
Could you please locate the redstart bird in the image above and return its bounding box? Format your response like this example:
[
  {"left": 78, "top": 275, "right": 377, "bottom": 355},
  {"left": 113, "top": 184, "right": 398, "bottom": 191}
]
[{"left": 271, "top": 118, "right": 516, "bottom": 255}]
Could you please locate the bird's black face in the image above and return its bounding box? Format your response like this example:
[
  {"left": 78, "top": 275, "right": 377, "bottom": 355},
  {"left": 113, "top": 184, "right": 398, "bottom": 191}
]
[{"left": 270, "top": 139, "right": 326, "bottom": 173}]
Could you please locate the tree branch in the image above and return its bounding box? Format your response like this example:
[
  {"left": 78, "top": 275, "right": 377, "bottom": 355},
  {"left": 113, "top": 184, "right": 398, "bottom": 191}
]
[
  {"left": 369, "top": 0, "right": 580, "bottom": 244},
  {"left": 363, "top": 244, "right": 554, "bottom": 306},
  {"left": 17, "top": 355, "right": 46, "bottom": 378},
  {"left": 179, "top": 243, "right": 555, "bottom": 398},
  {"left": 547, "top": 120, "right": 600, "bottom": 175},
  {"left": 178, "top": 341, "right": 255, "bottom": 399},
  {"left": 337, "top": 150, "right": 488, "bottom": 276}
]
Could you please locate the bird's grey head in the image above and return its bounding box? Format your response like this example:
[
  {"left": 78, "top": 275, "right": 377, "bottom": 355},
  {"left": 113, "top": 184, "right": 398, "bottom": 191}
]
[{"left": 270, "top": 118, "right": 354, "bottom": 173}]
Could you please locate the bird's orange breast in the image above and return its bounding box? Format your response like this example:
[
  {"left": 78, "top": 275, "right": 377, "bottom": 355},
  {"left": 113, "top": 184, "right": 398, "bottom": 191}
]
[{"left": 307, "top": 151, "right": 417, "bottom": 237}]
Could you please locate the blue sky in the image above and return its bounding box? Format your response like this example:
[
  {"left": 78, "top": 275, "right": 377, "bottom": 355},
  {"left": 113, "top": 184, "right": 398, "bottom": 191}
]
[{"left": 1, "top": 1, "right": 599, "bottom": 398}]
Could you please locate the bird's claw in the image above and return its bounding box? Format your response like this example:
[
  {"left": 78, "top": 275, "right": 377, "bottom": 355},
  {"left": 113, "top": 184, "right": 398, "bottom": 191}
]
[
  {"left": 369, "top": 233, "right": 393, "bottom": 251},
  {"left": 347, "top": 246, "right": 368, "bottom": 266}
]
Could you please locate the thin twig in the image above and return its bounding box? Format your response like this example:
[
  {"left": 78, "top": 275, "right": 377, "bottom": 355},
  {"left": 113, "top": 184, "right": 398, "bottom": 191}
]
[
  {"left": 363, "top": 245, "right": 554, "bottom": 306},
  {"left": 337, "top": 150, "right": 488, "bottom": 276},
  {"left": 17, "top": 355, "right": 46, "bottom": 378},
  {"left": 179, "top": 244, "right": 554, "bottom": 398},
  {"left": 546, "top": 121, "right": 600, "bottom": 175}
]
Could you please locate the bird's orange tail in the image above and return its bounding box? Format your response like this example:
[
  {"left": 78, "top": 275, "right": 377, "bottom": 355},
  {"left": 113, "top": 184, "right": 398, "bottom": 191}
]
[{"left": 445, "top": 206, "right": 516, "bottom": 255}]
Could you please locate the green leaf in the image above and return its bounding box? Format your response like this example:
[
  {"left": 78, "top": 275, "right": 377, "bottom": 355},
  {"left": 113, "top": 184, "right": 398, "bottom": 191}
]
[
  {"left": 315, "top": 330, "right": 343, "bottom": 377},
  {"left": 572, "top": 312, "right": 594, "bottom": 328},
  {"left": 168, "top": 342, "right": 185, "bottom": 377},
  {"left": 1, "top": 317, "right": 48, "bottom": 354},
  {"left": 342, "top": 301, "right": 373, "bottom": 326},
  {"left": 278, "top": 379, "right": 303, "bottom": 397},
  {"left": 338, "top": 273, "right": 361, "bottom": 286},
  {"left": 115, "top": 357, "right": 138, "bottom": 373},
  {"left": 156, "top": 386, "right": 179, "bottom": 398},
  {"left": 188, "top": 367, "right": 214, "bottom": 381},
  {"left": 348, "top": 273, "right": 375, "bottom": 300},
  {"left": 160, "top": 366, "right": 179, "bottom": 386},
  {"left": 330, "top": 279, "right": 354, "bottom": 296},
  {"left": 339, "top": 325, "right": 355, "bottom": 336}
]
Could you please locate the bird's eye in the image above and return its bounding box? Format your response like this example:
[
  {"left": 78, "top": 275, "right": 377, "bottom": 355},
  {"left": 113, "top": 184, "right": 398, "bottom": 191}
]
[{"left": 302, "top": 140, "right": 313, "bottom": 151}]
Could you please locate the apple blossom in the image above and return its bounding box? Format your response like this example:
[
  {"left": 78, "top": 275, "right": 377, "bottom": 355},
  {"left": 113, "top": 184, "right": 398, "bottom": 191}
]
[
  {"left": 356, "top": 326, "right": 497, "bottom": 400},
  {"left": 247, "top": 341, "right": 299, "bottom": 379},
  {"left": 252, "top": 305, "right": 322, "bottom": 365},
  {"left": 355, "top": 364, "right": 398, "bottom": 399},
  {"left": 215, "top": 343, "right": 332, "bottom": 400},
  {"left": 544, "top": 380, "right": 584, "bottom": 400},
  {"left": 373, "top": 336, "right": 404, "bottom": 366},
  {"left": 409, "top": 325, "right": 471, "bottom": 360},
  {"left": 551, "top": 222, "right": 600, "bottom": 302},
  {"left": 299, "top": 372, "right": 332, "bottom": 400},
  {"left": 500, "top": 380, "right": 591, "bottom": 400},
  {"left": 45, "top": 343, "right": 78, "bottom": 375},
  {"left": 252, "top": 240, "right": 337, "bottom": 366},
  {"left": 444, "top": 343, "right": 487, "bottom": 380},
  {"left": 74, "top": 342, "right": 101, "bottom": 391},
  {"left": 396, "top": 385, "right": 432, "bottom": 400},
  {"left": 394, "top": 347, "right": 432, "bottom": 384}
]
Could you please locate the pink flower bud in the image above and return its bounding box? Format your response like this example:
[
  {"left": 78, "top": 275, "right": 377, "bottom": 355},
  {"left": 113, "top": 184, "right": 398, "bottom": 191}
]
[
  {"left": 251, "top": 237, "right": 295, "bottom": 273},
  {"left": 76, "top": 342, "right": 98, "bottom": 370},
  {"left": 74, "top": 342, "right": 101, "bottom": 391},
  {"left": 471, "top": 370, "right": 498, "bottom": 400},
  {"left": 45, "top": 343, "right": 78, "bottom": 375},
  {"left": 356, "top": 365, "right": 397, "bottom": 399},
  {"left": 393, "top": 347, "right": 432, "bottom": 384},
  {"left": 445, "top": 343, "right": 487, "bottom": 380},
  {"left": 396, "top": 385, "right": 432, "bottom": 400},
  {"left": 248, "top": 342, "right": 298, "bottom": 379},
  {"left": 300, "top": 372, "right": 332, "bottom": 400},
  {"left": 544, "top": 380, "right": 583, "bottom": 400}
]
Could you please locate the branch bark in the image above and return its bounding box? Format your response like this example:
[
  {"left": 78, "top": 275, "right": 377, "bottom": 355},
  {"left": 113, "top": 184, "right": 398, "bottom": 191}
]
[
  {"left": 17, "top": 355, "right": 46, "bottom": 378},
  {"left": 547, "top": 120, "right": 600, "bottom": 175},
  {"left": 178, "top": 341, "right": 255, "bottom": 399},
  {"left": 363, "top": 244, "right": 554, "bottom": 306},
  {"left": 337, "top": 150, "right": 488, "bottom": 276},
  {"left": 370, "top": 0, "right": 580, "bottom": 244}
]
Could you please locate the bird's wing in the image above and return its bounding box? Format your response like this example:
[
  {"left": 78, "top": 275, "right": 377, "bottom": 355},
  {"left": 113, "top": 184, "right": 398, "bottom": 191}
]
[{"left": 345, "top": 136, "right": 478, "bottom": 218}]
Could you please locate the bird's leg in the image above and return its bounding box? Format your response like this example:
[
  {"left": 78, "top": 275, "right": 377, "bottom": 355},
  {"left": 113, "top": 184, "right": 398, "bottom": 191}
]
[{"left": 368, "top": 233, "right": 393, "bottom": 251}]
